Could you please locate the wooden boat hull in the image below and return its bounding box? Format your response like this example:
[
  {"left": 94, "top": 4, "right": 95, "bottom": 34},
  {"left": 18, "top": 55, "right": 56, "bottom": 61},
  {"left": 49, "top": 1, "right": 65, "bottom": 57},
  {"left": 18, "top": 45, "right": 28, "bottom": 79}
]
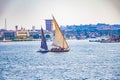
[
  {"left": 50, "top": 50, "right": 69, "bottom": 52},
  {"left": 50, "top": 48, "right": 69, "bottom": 52}
]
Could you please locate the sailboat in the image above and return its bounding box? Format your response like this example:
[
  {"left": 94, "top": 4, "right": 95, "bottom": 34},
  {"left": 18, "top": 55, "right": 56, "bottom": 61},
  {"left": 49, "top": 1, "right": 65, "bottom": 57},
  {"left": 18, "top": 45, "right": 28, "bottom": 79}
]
[
  {"left": 50, "top": 16, "right": 70, "bottom": 52},
  {"left": 38, "top": 27, "right": 49, "bottom": 53}
]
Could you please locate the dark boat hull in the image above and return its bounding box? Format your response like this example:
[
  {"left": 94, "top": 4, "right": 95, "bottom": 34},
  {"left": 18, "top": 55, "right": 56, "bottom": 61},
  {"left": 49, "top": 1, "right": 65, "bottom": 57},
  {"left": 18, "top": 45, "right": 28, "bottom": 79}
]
[
  {"left": 50, "top": 50, "right": 69, "bottom": 52},
  {"left": 50, "top": 48, "right": 69, "bottom": 52},
  {"left": 37, "top": 50, "right": 49, "bottom": 53}
]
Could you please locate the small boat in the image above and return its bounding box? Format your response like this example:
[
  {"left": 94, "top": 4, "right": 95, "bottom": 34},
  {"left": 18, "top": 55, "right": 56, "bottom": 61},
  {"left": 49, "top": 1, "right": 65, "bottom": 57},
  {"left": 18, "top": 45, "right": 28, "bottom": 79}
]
[
  {"left": 0, "top": 37, "right": 11, "bottom": 42},
  {"left": 50, "top": 16, "right": 70, "bottom": 52},
  {"left": 37, "top": 27, "right": 49, "bottom": 53}
]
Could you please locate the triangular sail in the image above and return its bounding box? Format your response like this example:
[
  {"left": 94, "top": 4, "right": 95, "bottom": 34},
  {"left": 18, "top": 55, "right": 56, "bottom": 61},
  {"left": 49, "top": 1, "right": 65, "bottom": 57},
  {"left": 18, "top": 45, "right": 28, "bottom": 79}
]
[
  {"left": 52, "top": 16, "right": 69, "bottom": 49},
  {"left": 41, "top": 27, "right": 48, "bottom": 50}
]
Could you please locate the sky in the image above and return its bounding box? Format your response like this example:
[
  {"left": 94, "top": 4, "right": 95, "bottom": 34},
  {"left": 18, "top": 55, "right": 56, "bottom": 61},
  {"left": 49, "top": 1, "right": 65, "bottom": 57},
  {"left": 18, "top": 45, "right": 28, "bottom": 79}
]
[{"left": 0, "top": 0, "right": 120, "bottom": 30}]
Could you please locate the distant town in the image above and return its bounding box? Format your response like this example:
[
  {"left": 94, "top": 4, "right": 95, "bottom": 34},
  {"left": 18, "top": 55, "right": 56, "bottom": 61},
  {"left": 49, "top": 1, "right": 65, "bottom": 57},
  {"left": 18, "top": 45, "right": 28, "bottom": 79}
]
[{"left": 0, "top": 19, "right": 120, "bottom": 42}]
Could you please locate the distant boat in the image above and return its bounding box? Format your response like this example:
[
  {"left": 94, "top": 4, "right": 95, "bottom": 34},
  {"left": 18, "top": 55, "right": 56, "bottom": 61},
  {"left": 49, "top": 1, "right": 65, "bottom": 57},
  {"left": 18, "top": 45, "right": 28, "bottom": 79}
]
[
  {"left": 37, "top": 27, "right": 49, "bottom": 53},
  {"left": 50, "top": 16, "right": 70, "bottom": 52},
  {"left": 0, "top": 37, "right": 11, "bottom": 42}
]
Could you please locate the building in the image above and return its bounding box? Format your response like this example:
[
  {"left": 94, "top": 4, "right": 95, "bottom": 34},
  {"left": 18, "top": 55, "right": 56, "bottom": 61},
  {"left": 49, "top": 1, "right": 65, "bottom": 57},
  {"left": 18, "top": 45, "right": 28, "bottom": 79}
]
[
  {"left": 32, "top": 26, "right": 35, "bottom": 31},
  {"left": 45, "top": 19, "right": 53, "bottom": 32},
  {"left": 29, "top": 31, "right": 40, "bottom": 39},
  {"left": 15, "top": 25, "right": 18, "bottom": 31},
  {"left": 0, "top": 29, "right": 7, "bottom": 40},
  {"left": 4, "top": 30, "right": 16, "bottom": 40},
  {"left": 16, "top": 28, "right": 29, "bottom": 39}
]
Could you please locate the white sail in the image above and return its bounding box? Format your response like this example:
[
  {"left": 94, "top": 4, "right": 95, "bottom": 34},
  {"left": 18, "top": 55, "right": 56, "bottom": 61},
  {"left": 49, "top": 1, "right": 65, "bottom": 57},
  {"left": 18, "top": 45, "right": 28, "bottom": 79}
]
[{"left": 52, "top": 16, "right": 69, "bottom": 49}]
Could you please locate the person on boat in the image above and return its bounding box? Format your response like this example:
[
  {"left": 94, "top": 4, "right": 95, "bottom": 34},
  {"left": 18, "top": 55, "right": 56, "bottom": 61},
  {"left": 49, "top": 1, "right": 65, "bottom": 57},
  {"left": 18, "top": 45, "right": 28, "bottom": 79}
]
[
  {"left": 51, "top": 48, "right": 57, "bottom": 51},
  {"left": 58, "top": 46, "right": 64, "bottom": 50}
]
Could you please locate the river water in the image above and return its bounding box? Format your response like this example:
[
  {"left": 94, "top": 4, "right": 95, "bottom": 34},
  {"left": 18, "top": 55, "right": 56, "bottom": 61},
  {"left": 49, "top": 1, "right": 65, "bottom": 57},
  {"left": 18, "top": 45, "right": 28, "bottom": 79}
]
[{"left": 0, "top": 40, "right": 120, "bottom": 80}]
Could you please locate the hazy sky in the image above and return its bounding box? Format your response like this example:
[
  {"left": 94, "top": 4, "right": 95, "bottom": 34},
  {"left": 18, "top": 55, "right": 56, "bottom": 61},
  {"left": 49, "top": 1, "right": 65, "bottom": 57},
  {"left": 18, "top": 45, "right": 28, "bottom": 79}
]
[{"left": 0, "top": 0, "right": 120, "bottom": 30}]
